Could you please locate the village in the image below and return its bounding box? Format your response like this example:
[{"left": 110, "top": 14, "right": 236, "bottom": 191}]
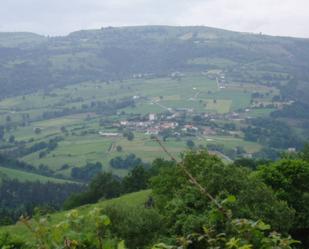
[{"left": 99, "top": 109, "right": 246, "bottom": 143}]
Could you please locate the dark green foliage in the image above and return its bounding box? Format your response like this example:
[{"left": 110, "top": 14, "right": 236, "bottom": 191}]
[
  {"left": 64, "top": 172, "right": 122, "bottom": 209},
  {"left": 272, "top": 101, "right": 309, "bottom": 119},
  {"left": 257, "top": 159, "right": 309, "bottom": 246},
  {"left": 153, "top": 218, "right": 299, "bottom": 249},
  {"left": 151, "top": 151, "right": 294, "bottom": 235},
  {"left": 186, "top": 139, "right": 195, "bottom": 149},
  {"left": 0, "top": 233, "right": 27, "bottom": 249},
  {"left": 243, "top": 118, "right": 303, "bottom": 149},
  {"left": 148, "top": 158, "right": 176, "bottom": 177},
  {"left": 8, "top": 135, "right": 15, "bottom": 143},
  {"left": 299, "top": 143, "right": 309, "bottom": 162},
  {"left": 104, "top": 204, "right": 165, "bottom": 249},
  {"left": 116, "top": 145, "right": 122, "bottom": 152},
  {"left": 233, "top": 158, "right": 270, "bottom": 170},
  {"left": 2, "top": 150, "right": 309, "bottom": 248},
  {"left": 0, "top": 179, "right": 84, "bottom": 225},
  {"left": 0, "top": 126, "right": 4, "bottom": 140},
  {"left": 123, "top": 131, "right": 134, "bottom": 141},
  {"left": 109, "top": 153, "right": 144, "bottom": 169},
  {"left": 0, "top": 153, "right": 66, "bottom": 177},
  {"left": 34, "top": 127, "right": 42, "bottom": 134},
  {"left": 64, "top": 160, "right": 161, "bottom": 209},
  {"left": 122, "top": 165, "right": 150, "bottom": 193},
  {"left": 253, "top": 147, "right": 280, "bottom": 160},
  {"left": 6, "top": 136, "right": 63, "bottom": 158},
  {"left": 71, "top": 162, "right": 102, "bottom": 181}
]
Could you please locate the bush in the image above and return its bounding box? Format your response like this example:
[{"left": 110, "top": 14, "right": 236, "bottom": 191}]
[
  {"left": 104, "top": 204, "right": 165, "bottom": 249},
  {"left": 0, "top": 233, "right": 27, "bottom": 249}
]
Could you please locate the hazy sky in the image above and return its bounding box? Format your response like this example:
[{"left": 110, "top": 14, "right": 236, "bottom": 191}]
[{"left": 0, "top": 0, "right": 308, "bottom": 38}]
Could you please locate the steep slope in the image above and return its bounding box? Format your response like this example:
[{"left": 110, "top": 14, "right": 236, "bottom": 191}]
[
  {"left": 0, "top": 166, "right": 76, "bottom": 183},
  {"left": 0, "top": 190, "right": 151, "bottom": 240}
]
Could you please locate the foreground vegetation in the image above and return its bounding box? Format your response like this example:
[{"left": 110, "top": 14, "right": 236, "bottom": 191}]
[{"left": 1, "top": 147, "right": 308, "bottom": 248}]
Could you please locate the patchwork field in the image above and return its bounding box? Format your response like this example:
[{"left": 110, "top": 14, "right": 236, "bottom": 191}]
[{"left": 0, "top": 72, "right": 277, "bottom": 180}]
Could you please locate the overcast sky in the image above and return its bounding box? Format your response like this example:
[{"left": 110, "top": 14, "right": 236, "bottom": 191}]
[{"left": 0, "top": 0, "right": 308, "bottom": 38}]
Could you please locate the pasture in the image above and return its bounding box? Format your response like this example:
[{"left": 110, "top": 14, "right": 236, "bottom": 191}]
[
  {"left": 0, "top": 166, "right": 74, "bottom": 183},
  {"left": 0, "top": 72, "right": 275, "bottom": 180}
]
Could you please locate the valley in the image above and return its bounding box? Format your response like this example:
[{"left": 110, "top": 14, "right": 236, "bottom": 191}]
[
  {"left": 0, "top": 70, "right": 284, "bottom": 180},
  {"left": 1, "top": 25, "right": 309, "bottom": 248}
]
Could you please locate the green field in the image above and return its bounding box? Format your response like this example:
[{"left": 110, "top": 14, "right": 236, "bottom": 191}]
[
  {"left": 0, "top": 166, "right": 74, "bottom": 183},
  {"left": 0, "top": 73, "right": 275, "bottom": 180}
]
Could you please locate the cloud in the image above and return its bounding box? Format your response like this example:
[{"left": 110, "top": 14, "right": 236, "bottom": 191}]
[{"left": 0, "top": 0, "right": 308, "bottom": 37}]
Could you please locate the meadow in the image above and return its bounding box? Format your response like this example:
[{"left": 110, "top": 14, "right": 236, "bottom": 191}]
[{"left": 0, "top": 166, "right": 74, "bottom": 184}]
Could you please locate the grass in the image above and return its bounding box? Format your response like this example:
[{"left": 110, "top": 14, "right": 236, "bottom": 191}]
[
  {"left": 247, "top": 108, "right": 276, "bottom": 117},
  {"left": 0, "top": 166, "right": 74, "bottom": 184},
  {"left": 205, "top": 99, "right": 232, "bottom": 113},
  {"left": 22, "top": 133, "right": 186, "bottom": 176},
  {"left": 0, "top": 190, "right": 151, "bottom": 240}
]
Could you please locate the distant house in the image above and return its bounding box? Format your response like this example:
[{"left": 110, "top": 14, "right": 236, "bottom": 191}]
[
  {"left": 99, "top": 132, "right": 120, "bottom": 137},
  {"left": 160, "top": 122, "right": 178, "bottom": 129},
  {"left": 120, "top": 120, "right": 129, "bottom": 126},
  {"left": 203, "top": 127, "right": 217, "bottom": 136},
  {"left": 146, "top": 128, "right": 160, "bottom": 135},
  {"left": 287, "top": 148, "right": 296, "bottom": 153},
  {"left": 149, "top": 113, "right": 156, "bottom": 121}
]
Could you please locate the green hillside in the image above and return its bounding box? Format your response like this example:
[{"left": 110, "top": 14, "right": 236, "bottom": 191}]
[
  {"left": 0, "top": 190, "right": 151, "bottom": 240},
  {"left": 0, "top": 166, "right": 76, "bottom": 183},
  {"left": 0, "top": 26, "right": 309, "bottom": 100},
  {"left": 0, "top": 32, "right": 46, "bottom": 48}
]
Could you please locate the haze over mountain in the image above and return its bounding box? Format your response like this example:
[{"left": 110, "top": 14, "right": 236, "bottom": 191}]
[
  {"left": 0, "top": 26, "right": 309, "bottom": 102},
  {"left": 1, "top": 0, "right": 309, "bottom": 37}
]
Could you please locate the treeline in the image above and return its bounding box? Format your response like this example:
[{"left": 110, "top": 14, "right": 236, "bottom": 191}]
[
  {"left": 71, "top": 162, "right": 103, "bottom": 182},
  {"left": 243, "top": 117, "right": 303, "bottom": 149},
  {"left": 0, "top": 153, "right": 63, "bottom": 178},
  {"left": 109, "top": 153, "right": 147, "bottom": 169},
  {"left": 64, "top": 160, "right": 169, "bottom": 209},
  {"left": 41, "top": 98, "right": 134, "bottom": 120},
  {"left": 5, "top": 136, "right": 63, "bottom": 158},
  {"left": 271, "top": 101, "right": 309, "bottom": 119},
  {"left": 0, "top": 179, "right": 84, "bottom": 225}
]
